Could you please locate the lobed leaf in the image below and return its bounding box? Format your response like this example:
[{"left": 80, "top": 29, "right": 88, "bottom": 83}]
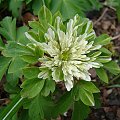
[
  {"left": 23, "top": 67, "right": 40, "bottom": 79},
  {"left": 21, "top": 78, "right": 45, "bottom": 98},
  {"left": 0, "top": 56, "right": 11, "bottom": 80},
  {"left": 41, "top": 79, "right": 55, "bottom": 96},
  {"left": 0, "top": 17, "right": 16, "bottom": 41}
]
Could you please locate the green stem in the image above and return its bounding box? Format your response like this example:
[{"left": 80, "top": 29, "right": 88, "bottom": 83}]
[{"left": 0, "top": 94, "right": 24, "bottom": 120}]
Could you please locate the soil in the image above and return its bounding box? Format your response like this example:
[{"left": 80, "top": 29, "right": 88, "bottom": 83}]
[{"left": 86, "top": 7, "right": 120, "bottom": 120}]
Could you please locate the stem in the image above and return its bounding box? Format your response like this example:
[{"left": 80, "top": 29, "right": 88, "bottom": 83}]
[{"left": 0, "top": 95, "right": 24, "bottom": 120}]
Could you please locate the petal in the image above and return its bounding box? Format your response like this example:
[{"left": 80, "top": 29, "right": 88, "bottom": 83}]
[{"left": 65, "top": 80, "right": 73, "bottom": 91}]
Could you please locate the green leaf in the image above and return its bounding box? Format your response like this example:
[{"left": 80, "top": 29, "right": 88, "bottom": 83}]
[
  {"left": 21, "top": 55, "right": 38, "bottom": 64},
  {"left": 9, "top": 0, "right": 22, "bottom": 17},
  {"left": 41, "top": 79, "right": 55, "bottom": 96},
  {"left": 0, "top": 56, "right": 11, "bottom": 80},
  {"left": 0, "top": 94, "right": 24, "bottom": 120},
  {"left": 2, "top": 41, "right": 34, "bottom": 57},
  {"left": 96, "top": 68, "right": 108, "bottom": 83},
  {"left": 0, "top": 17, "right": 16, "bottom": 41},
  {"left": 32, "top": 0, "right": 44, "bottom": 15},
  {"left": 38, "top": 5, "right": 52, "bottom": 27},
  {"left": 29, "top": 94, "right": 54, "bottom": 120},
  {"left": 108, "top": 84, "right": 120, "bottom": 88},
  {"left": 29, "top": 95, "right": 44, "bottom": 120},
  {"left": 16, "top": 26, "right": 29, "bottom": 45},
  {"left": 28, "top": 21, "right": 44, "bottom": 31},
  {"left": 25, "top": 0, "right": 32, "bottom": 4},
  {"left": 23, "top": 67, "right": 40, "bottom": 79},
  {"left": 72, "top": 101, "right": 90, "bottom": 120},
  {"left": 51, "top": 0, "right": 84, "bottom": 21},
  {"left": 25, "top": 31, "right": 42, "bottom": 44},
  {"left": 99, "top": 47, "right": 112, "bottom": 56},
  {"left": 94, "top": 93, "right": 101, "bottom": 108},
  {"left": 16, "top": 109, "right": 29, "bottom": 120},
  {"left": 35, "top": 46, "right": 44, "bottom": 57},
  {"left": 8, "top": 57, "right": 28, "bottom": 73},
  {"left": 0, "top": 36, "right": 5, "bottom": 51},
  {"left": 32, "top": 0, "right": 51, "bottom": 15},
  {"left": 94, "top": 34, "right": 112, "bottom": 45},
  {"left": 103, "top": 61, "right": 120, "bottom": 75},
  {"left": 79, "top": 87, "right": 95, "bottom": 106},
  {"left": 21, "top": 78, "right": 45, "bottom": 98},
  {"left": 4, "top": 82, "right": 20, "bottom": 94},
  {"left": 6, "top": 72, "right": 19, "bottom": 86},
  {"left": 80, "top": 81, "right": 100, "bottom": 93},
  {"left": 53, "top": 91, "right": 73, "bottom": 117},
  {"left": 51, "top": 0, "right": 102, "bottom": 21},
  {"left": 96, "top": 56, "right": 111, "bottom": 63}
]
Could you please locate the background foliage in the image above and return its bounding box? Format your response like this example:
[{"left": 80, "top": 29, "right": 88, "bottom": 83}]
[{"left": 0, "top": 0, "right": 120, "bottom": 120}]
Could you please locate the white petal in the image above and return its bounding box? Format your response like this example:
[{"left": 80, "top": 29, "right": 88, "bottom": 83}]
[{"left": 65, "top": 80, "right": 73, "bottom": 91}]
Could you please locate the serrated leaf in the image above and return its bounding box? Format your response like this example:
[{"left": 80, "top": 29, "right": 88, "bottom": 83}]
[
  {"left": 79, "top": 88, "right": 95, "bottom": 106},
  {"left": 41, "top": 79, "right": 55, "bottom": 96},
  {"left": 80, "top": 81, "right": 100, "bottom": 93},
  {"left": 0, "top": 17, "right": 16, "bottom": 41},
  {"left": 16, "top": 26, "right": 29, "bottom": 45},
  {"left": 8, "top": 57, "right": 28, "bottom": 73},
  {"left": 29, "top": 94, "right": 54, "bottom": 120},
  {"left": 2, "top": 41, "right": 34, "bottom": 57},
  {"left": 94, "top": 34, "right": 112, "bottom": 45},
  {"left": 9, "top": 0, "right": 22, "bottom": 17},
  {"left": 0, "top": 56, "right": 11, "bottom": 80},
  {"left": 21, "top": 78, "right": 45, "bottom": 98},
  {"left": 72, "top": 101, "right": 90, "bottom": 120},
  {"left": 96, "top": 68, "right": 108, "bottom": 83},
  {"left": 51, "top": 0, "right": 102, "bottom": 21},
  {"left": 23, "top": 67, "right": 40, "bottom": 79},
  {"left": 51, "top": 0, "right": 84, "bottom": 21}
]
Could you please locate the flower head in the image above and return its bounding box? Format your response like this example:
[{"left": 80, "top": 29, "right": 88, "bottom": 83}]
[{"left": 38, "top": 15, "right": 102, "bottom": 91}]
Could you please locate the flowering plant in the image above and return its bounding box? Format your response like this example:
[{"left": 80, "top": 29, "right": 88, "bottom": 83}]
[
  {"left": 0, "top": 6, "right": 119, "bottom": 120},
  {"left": 25, "top": 7, "right": 111, "bottom": 92},
  {"left": 37, "top": 15, "right": 102, "bottom": 91}
]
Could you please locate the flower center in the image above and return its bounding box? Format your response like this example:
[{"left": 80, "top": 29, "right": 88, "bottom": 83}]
[{"left": 60, "top": 50, "right": 70, "bottom": 61}]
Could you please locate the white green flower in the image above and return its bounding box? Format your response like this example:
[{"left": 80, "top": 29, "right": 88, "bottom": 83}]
[{"left": 38, "top": 15, "right": 102, "bottom": 91}]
